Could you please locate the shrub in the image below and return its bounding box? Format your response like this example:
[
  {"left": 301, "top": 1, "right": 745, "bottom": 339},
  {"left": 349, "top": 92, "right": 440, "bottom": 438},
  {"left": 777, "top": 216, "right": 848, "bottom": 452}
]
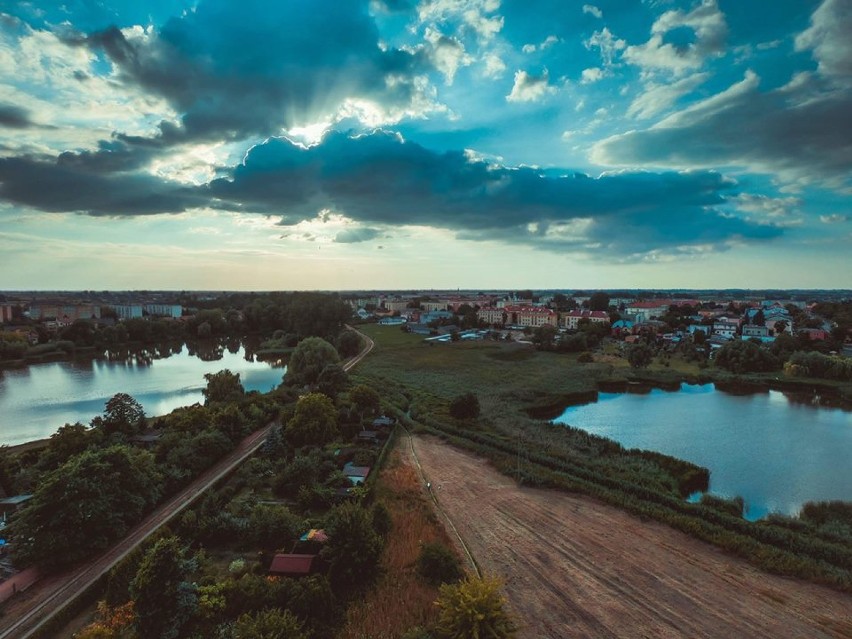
[
  {"left": 435, "top": 575, "right": 517, "bottom": 639},
  {"left": 577, "top": 351, "right": 594, "bottom": 363},
  {"left": 416, "top": 542, "right": 462, "bottom": 586},
  {"left": 449, "top": 393, "right": 480, "bottom": 420}
]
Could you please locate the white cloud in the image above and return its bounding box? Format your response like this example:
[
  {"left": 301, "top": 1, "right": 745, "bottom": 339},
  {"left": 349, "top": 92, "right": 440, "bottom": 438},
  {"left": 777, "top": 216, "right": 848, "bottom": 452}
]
[
  {"left": 627, "top": 72, "right": 709, "bottom": 119},
  {"left": 506, "top": 69, "right": 557, "bottom": 103},
  {"left": 732, "top": 193, "right": 802, "bottom": 220},
  {"left": 584, "top": 28, "right": 626, "bottom": 67},
  {"left": 582, "top": 4, "right": 603, "bottom": 19},
  {"left": 483, "top": 53, "right": 507, "bottom": 77},
  {"left": 795, "top": 0, "right": 852, "bottom": 84},
  {"left": 581, "top": 67, "right": 604, "bottom": 84},
  {"left": 522, "top": 35, "right": 559, "bottom": 54},
  {"left": 624, "top": 0, "right": 728, "bottom": 75},
  {"left": 424, "top": 27, "right": 473, "bottom": 84},
  {"left": 820, "top": 214, "right": 849, "bottom": 224},
  {"left": 417, "top": 0, "right": 504, "bottom": 42}
]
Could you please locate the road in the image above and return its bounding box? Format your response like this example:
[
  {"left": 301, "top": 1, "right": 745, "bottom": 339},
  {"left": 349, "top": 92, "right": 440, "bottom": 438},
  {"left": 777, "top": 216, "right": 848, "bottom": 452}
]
[
  {"left": 405, "top": 434, "right": 852, "bottom": 639},
  {"left": 0, "top": 325, "right": 375, "bottom": 639}
]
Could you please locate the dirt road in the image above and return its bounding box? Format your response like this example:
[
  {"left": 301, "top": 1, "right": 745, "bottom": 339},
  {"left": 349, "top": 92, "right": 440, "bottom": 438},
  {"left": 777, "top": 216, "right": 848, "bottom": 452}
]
[{"left": 406, "top": 435, "right": 852, "bottom": 639}]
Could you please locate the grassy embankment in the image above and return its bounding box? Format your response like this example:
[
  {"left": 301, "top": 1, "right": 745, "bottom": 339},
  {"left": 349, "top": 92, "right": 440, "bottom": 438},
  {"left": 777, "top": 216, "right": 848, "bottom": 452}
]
[
  {"left": 338, "top": 447, "right": 455, "bottom": 638},
  {"left": 351, "top": 324, "right": 852, "bottom": 592}
]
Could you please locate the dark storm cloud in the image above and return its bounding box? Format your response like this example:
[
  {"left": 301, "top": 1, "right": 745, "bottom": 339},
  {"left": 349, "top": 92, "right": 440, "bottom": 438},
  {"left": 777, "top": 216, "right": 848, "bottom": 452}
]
[
  {"left": 208, "top": 130, "right": 782, "bottom": 255},
  {"left": 0, "top": 103, "right": 36, "bottom": 129},
  {"left": 0, "top": 130, "right": 782, "bottom": 256},
  {"left": 0, "top": 155, "right": 204, "bottom": 215},
  {"left": 81, "top": 0, "right": 427, "bottom": 145}
]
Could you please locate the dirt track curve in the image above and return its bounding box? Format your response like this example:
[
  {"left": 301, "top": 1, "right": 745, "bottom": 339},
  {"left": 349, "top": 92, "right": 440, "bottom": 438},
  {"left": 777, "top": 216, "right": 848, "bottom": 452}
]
[{"left": 405, "top": 434, "right": 852, "bottom": 639}]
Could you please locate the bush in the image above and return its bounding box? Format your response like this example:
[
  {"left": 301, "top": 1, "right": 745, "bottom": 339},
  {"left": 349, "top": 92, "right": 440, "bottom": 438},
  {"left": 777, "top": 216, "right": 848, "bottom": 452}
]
[
  {"left": 436, "top": 575, "right": 516, "bottom": 639},
  {"left": 577, "top": 351, "right": 594, "bottom": 363},
  {"left": 416, "top": 542, "right": 462, "bottom": 586},
  {"left": 449, "top": 393, "right": 480, "bottom": 420}
]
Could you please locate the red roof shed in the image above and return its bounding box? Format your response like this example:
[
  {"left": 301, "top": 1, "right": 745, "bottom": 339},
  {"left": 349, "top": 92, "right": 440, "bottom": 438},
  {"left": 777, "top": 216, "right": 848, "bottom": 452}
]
[{"left": 268, "top": 554, "right": 316, "bottom": 577}]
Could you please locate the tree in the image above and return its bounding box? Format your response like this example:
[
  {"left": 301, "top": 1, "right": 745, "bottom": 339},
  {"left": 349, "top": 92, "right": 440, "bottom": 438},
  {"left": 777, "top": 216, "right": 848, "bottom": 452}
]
[
  {"left": 202, "top": 369, "right": 245, "bottom": 404},
  {"left": 449, "top": 393, "right": 480, "bottom": 420},
  {"left": 335, "top": 329, "right": 362, "bottom": 359},
  {"left": 349, "top": 384, "right": 381, "bottom": 421},
  {"left": 317, "top": 363, "right": 349, "bottom": 399},
  {"left": 774, "top": 320, "right": 789, "bottom": 335},
  {"left": 131, "top": 536, "right": 197, "bottom": 639},
  {"left": 11, "top": 446, "right": 161, "bottom": 569},
  {"left": 288, "top": 337, "right": 340, "bottom": 387},
  {"left": 285, "top": 393, "right": 338, "bottom": 447},
  {"left": 589, "top": 292, "right": 610, "bottom": 311},
  {"left": 232, "top": 608, "right": 308, "bottom": 639},
  {"left": 715, "top": 339, "right": 778, "bottom": 373},
  {"left": 435, "top": 575, "right": 517, "bottom": 639},
  {"left": 39, "top": 422, "right": 91, "bottom": 470},
  {"left": 322, "top": 501, "right": 384, "bottom": 593},
  {"left": 532, "top": 324, "right": 557, "bottom": 349},
  {"left": 102, "top": 393, "right": 146, "bottom": 436},
  {"left": 627, "top": 342, "right": 654, "bottom": 369}
]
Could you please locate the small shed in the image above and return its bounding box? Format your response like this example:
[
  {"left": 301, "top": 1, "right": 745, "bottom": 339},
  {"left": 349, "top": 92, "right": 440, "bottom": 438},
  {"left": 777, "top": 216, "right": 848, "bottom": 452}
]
[
  {"left": 343, "top": 462, "right": 371, "bottom": 485},
  {"left": 268, "top": 553, "right": 317, "bottom": 577},
  {"left": 357, "top": 430, "right": 381, "bottom": 445},
  {"left": 372, "top": 415, "right": 395, "bottom": 429}
]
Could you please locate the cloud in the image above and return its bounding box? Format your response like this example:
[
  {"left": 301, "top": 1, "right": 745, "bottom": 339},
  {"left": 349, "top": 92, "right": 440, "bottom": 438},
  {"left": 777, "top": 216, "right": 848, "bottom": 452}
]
[
  {"left": 334, "top": 226, "right": 383, "bottom": 243},
  {"left": 820, "top": 214, "right": 849, "bottom": 224},
  {"left": 584, "top": 27, "right": 626, "bottom": 67},
  {"left": 624, "top": 0, "right": 727, "bottom": 75},
  {"left": 0, "top": 154, "right": 204, "bottom": 215},
  {"left": 0, "top": 103, "right": 37, "bottom": 128},
  {"left": 626, "top": 72, "right": 709, "bottom": 119},
  {"left": 582, "top": 5, "right": 603, "bottom": 19},
  {"left": 522, "top": 35, "right": 559, "bottom": 53},
  {"left": 581, "top": 67, "right": 604, "bottom": 84},
  {"left": 795, "top": 0, "right": 852, "bottom": 84},
  {"left": 506, "top": 69, "right": 557, "bottom": 102},
  {"left": 592, "top": 70, "right": 852, "bottom": 190},
  {"left": 483, "top": 53, "right": 506, "bottom": 77},
  {"left": 424, "top": 27, "right": 473, "bottom": 85},
  {"left": 80, "top": 0, "right": 434, "bottom": 145},
  {"left": 204, "top": 131, "right": 782, "bottom": 258},
  {"left": 417, "top": 0, "right": 504, "bottom": 42}
]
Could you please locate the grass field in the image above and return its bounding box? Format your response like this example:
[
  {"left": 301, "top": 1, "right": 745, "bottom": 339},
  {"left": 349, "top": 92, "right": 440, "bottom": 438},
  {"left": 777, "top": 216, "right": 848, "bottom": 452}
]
[{"left": 353, "top": 324, "right": 852, "bottom": 591}]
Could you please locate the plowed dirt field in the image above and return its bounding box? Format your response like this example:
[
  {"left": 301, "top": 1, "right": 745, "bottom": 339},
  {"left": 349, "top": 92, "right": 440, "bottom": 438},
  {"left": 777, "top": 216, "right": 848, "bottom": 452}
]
[{"left": 405, "top": 434, "right": 852, "bottom": 639}]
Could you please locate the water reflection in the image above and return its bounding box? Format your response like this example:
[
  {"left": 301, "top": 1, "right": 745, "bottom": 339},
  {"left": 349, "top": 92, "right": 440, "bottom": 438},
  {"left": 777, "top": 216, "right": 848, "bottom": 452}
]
[
  {"left": 0, "top": 339, "right": 284, "bottom": 446},
  {"left": 555, "top": 384, "right": 852, "bottom": 520}
]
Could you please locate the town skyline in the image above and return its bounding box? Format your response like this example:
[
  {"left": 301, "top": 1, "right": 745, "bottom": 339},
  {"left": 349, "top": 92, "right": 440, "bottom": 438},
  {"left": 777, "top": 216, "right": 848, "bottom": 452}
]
[{"left": 1, "top": 0, "right": 851, "bottom": 289}]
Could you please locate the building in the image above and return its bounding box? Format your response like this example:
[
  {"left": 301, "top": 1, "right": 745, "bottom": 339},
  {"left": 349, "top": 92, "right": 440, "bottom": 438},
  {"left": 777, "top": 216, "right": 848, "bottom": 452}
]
[
  {"left": 505, "top": 306, "right": 557, "bottom": 328},
  {"left": 742, "top": 325, "right": 770, "bottom": 338},
  {"left": 477, "top": 307, "right": 507, "bottom": 326},
  {"left": 28, "top": 303, "right": 101, "bottom": 322},
  {"left": 378, "top": 317, "right": 406, "bottom": 326},
  {"left": 561, "top": 310, "right": 610, "bottom": 330},
  {"left": 0, "top": 303, "right": 21, "bottom": 324},
  {"left": 713, "top": 319, "right": 740, "bottom": 339},
  {"left": 382, "top": 299, "right": 410, "bottom": 313},
  {"left": 421, "top": 300, "right": 449, "bottom": 312},
  {"left": 110, "top": 304, "right": 143, "bottom": 320},
  {"left": 143, "top": 303, "right": 182, "bottom": 318},
  {"left": 268, "top": 554, "right": 317, "bottom": 577}
]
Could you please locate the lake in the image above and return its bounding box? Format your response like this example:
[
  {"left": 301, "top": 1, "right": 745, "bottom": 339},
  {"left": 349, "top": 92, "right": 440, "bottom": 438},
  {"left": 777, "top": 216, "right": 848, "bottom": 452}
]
[
  {"left": 554, "top": 384, "right": 852, "bottom": 520},
  {"left": 0, "top": 342, "right": 284, "bottom": 446}
]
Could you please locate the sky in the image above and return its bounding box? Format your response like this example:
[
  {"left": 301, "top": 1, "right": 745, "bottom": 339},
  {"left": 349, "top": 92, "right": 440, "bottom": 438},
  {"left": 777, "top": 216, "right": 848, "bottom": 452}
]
[{"left": 0, "top": 0, "right": 850, "bottom": 290}]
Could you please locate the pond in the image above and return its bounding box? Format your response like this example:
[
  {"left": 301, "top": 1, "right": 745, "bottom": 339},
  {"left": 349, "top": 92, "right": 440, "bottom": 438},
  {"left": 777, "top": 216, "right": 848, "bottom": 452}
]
[
  {"left": 0, "top": 342, "right": 284, "bottom": 446},
  {"left": 554, "top": 384, "right": 852, "bottom": 520}
]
